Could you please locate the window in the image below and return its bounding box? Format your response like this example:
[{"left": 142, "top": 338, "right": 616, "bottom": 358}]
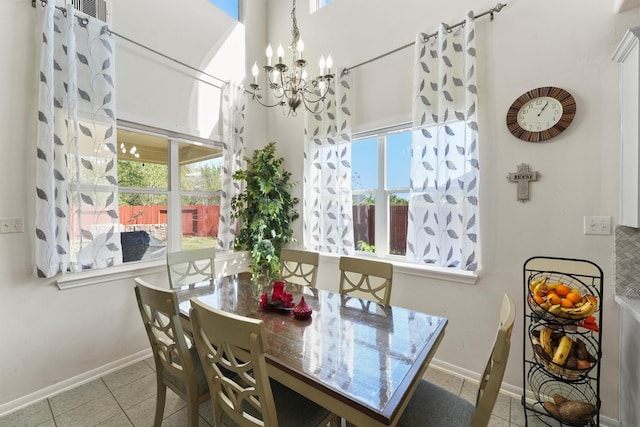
[
  {"left": 117, "top": 125, "right": 223, "bottom": 264},
  {"left": 310, "top": 0, "right": 332, "bottom": 13},
  {"left": 351, "top": 127, "right": 411, "bottom": 258},
  {"left": 208, "top": 0, "right": 239, "bottom": 20}
]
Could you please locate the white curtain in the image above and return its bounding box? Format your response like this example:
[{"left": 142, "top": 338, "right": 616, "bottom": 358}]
[
  {"left": 303, "top": 69, "right": 355, "bottom": 254},
  {"left": 35, "top": 3, "right": 120, "bottom": 277},
  {"left": 217, "top": 82, "right": 246, "bottom": 251},
  {"left": 406, "top": 12, "right": 480, "bottom": 271}
]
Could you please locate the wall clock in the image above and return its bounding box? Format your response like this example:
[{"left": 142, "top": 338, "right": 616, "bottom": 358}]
[{"left": 506, "top": 86, "right": 576, "bottom": 142}]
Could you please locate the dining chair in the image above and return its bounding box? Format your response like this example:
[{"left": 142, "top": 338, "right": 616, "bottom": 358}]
[
  {"left": 166, "top": 247, "right": 215, "bottom": 288},
  {"left": 280, "top": 248, "right": 319, "bottom": 287},
  {"left": 189, "top": 297, "right": 338, "bottom": 427},
  {"left": 134, "top": 278, "right": 209, "bottom": 427},
  {"left": 397, "top": 293, "right": 516, "bottom": 427},
  {"left": 338, "top": 256, "right": 394, "bottom": 304}
]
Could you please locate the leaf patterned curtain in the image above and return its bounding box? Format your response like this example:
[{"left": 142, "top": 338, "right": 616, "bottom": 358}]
[
  {"left": 303, "top": 69, "right": 355, "bottom": 255},
  {"left": 406, "top": 12, "right": 480, "bottom": 271},
  {"left": 217, "top": 82, "right": 246, "bottom": 251},
  {"left": 35, "top": 3, "right": 120, "bottom": 277}
]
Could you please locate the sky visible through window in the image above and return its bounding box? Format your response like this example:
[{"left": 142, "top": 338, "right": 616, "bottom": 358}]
[
  {"left": 208, "top": 0, "right": 238, "bottom": 20},
  {"left": 352, "top": 131, "right": 412, "bottom": 192}
]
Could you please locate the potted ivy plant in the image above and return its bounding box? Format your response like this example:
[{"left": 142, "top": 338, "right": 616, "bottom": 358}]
[{"left": 231, "top": 142, "right": 299, "bottom": 280}]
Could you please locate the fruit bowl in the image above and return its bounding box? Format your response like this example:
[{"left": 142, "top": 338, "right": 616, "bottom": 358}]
[
  {"left": 528, "top": 366, "right": 599, "bottom": 425},
  {"left": 527, "top": 273, "right": 598, "bottom": 323},
  {"left": 529, "top": 324, "right": 599, "bottom": 380}
]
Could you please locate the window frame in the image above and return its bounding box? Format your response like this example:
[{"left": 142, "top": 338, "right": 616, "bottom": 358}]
[
  {"left": 351, "top": 124, "right": 411, "bottom": 260},
  {"left": 56, "top": 121, "right": 225, "bottom": 287},
  {"left": 347, "top": 123, "right": 478, "bottom": 284}
]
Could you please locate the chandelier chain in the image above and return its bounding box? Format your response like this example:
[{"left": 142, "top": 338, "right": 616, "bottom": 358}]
[{"left": 290, "top": 0, "right": 300, "bottom": 50}]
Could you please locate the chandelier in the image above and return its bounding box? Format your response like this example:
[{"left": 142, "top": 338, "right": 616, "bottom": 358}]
[{"left": 248, "top": 0, "right": 334, "bottom": 116}]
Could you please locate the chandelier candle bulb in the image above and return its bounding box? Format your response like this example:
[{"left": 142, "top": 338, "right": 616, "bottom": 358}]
[
  {"left": 326, "top": 55, "right": 333, "bottom": 75},
  {"left": 277, "top": 44, "right": 284, "bottom": 64},
  {"left": 297, "top": 39, "right": 304, "bottom": 60},
  {"left": 319, "top": 56, "right": 325, "bottom": 75},
  {"left": 266, "top": 44, "right": 273, "bottom": 66},
  {"left": 252, "top": 62, "right": 259, "bottom": 84}
]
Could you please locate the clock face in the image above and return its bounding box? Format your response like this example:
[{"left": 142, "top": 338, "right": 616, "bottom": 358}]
[
  {"left": 506, "top": 87, "right": 576, "bottom": 142},
  {"left": 516, "top": 97, "right": 563, "bottom": 132}
]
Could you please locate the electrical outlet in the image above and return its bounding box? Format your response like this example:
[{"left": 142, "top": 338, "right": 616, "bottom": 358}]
[
  {"left": 584, "top": 216, "right": 611, "bottom": 235},
  {"left": 0, "top": 217, "right": 24, "bottom": 234}
]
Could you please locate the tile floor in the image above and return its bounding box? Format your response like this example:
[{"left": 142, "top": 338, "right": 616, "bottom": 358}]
[{"left": 0, "top": 359, "right": 552, "bottom": 427}]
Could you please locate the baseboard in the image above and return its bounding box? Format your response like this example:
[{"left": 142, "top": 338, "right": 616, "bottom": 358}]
[
  {"left": 0, "top": 349, "right": 152, "bottom": 418},
  {"left": 429, "top": 358, "right": 620, "bottom": 427}
]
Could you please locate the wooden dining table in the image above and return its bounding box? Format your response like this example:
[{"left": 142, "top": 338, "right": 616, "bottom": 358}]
[{"left": 175, "top": 272, "right": 448, "bottom": 427}]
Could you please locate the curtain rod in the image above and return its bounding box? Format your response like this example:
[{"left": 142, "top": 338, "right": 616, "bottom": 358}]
[
  {"left": 346, "top": 3, "right": 507, "bottom": 72},
  {"left": 31, "top": 0, "right": 227, "bottom": 89}
]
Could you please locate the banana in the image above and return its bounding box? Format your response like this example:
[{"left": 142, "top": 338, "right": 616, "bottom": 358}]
[
  {"left": 547, "top": 282, "right": 561, "bottom": 291},
  {"left": 560, "top": 299, "right": 596, "bottom": 319},
  {"left": 533, "top": 282, "right": 548, "bottom": 297},
  {"left": 552, "top": 335, "right": 573, "bottom": 367},
  {"left": 529, "top": 276, "right": 548, "bottom": 293},
  {"left": 548, "top": 304, "right": 562, "bottom": 316},
  {"left": 540, "top": 327, "right": 554, "bottom": 358}
]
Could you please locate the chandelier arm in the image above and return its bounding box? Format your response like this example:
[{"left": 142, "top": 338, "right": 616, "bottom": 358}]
[{"left": 248, "top": 92, "right": 286, "bottom": 108}]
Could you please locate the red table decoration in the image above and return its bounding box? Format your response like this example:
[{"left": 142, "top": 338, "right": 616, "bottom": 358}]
[{"left": 293, "top": 296, "right": 312, "bottom": 320}]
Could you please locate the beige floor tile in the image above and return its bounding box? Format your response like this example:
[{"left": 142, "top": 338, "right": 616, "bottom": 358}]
[
  {"left": 161, "top": 407, "right": 210, "bottom": 427},
  {"left": 102, "top": 361, "right": 154, "bottom": 392},
  {"left": 54, "top": 394, "right": 122, "bottom": 427},
  {"left": 95, "top": 411, "right": 134, "bottom": 427},
  {"left": 510, "top": 396, "right": 526, "bottom": 426},
  {"left": 198, "top": 398, "right": 213, "bottom": 425},
  {"left": 424, "top": 367, "right": 464, "bottom": 395},
  {"left": 491, "top": 392, "right": 512, "bottom": 422},
  {"left": 143, "top": 357, "right": 156, "bottom": 372},
  {"left": 459, "top": 378, "right": 478, "bottom": 403},
  {"left": 488, "top": 414, "right": 511, "bottom": 426},
  {"left": 48, "top": 379, "right": 110, "bottom": 416},
  {"left": 125, "top": 391, "right": 186, "bottom": 427},
  {"left": 111, "top": 373, "right": 157, "bottom": 410},
  {"left": 34, "top": 420, "right": 56, "bottom": 427},
  {"left": 0, "top": 400, "right": 53, "bottom": 427}
]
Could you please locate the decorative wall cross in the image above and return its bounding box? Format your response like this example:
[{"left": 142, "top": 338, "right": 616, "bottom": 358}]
[{"left": 507, "top": 163, "right": 539, "bottom": 202}]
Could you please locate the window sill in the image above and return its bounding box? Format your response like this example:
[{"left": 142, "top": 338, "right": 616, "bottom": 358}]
[
  {"left": 319, "top": 253, "right": 478, "bottom": 285},
  {"left": 56, "top": 250, "right": 250, "bottom": 290},
  {"left": 56, "top": 259, "right": 167, "bottom": 290}
]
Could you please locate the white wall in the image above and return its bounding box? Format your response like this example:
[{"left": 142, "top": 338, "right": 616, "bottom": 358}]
[
  {"left": 257, "top": 0, "right": 640, "bottom": 422},
  {"left": 1, "top": 0, "right": 638, "bottom": 422},
  {"left": 0, "top": 0, "right": 264, "bottom": 414}
]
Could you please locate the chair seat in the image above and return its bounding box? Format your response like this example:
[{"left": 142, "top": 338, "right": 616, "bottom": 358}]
[
  {"left": 398, "top": 380, "right": 475, "bottom": 427},
  {"left": 163, "top": 346, "right": 209, "bottom": 396}
]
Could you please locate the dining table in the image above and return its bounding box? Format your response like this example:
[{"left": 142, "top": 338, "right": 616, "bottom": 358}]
[{"left": 175, "top": 272, "right": 448, "bottom": 427}]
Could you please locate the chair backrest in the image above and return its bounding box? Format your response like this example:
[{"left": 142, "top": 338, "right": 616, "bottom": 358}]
[
  {"left": 189, "top": 298, "right": 279, "bottom": 427},
  {"left": 167, "top": 247, "right": 216, "bottom": 288},
  {"left": 470, "top": 293, "right": 516, "bottom": 427},
  {"left": 338, "top": 256, "right": 393, "bottom": 304},
  {"left": 134, "top": 278, "right": 199, "bottom": 397},
  {"left": 280, "top": 248, "right": 319, "bottom": 287}
]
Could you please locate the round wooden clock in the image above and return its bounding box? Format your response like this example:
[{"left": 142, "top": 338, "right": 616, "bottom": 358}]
[{"left": 506, "top": 86, "right": 576, "bottom": 142}]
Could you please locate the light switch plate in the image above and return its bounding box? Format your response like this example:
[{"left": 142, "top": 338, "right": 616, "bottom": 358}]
[
  {"left": 584, "top": 216, "right": 611, "bottom": 235},
  {"left": 0, "top": 217, "right": 24, "bottom": 234}
]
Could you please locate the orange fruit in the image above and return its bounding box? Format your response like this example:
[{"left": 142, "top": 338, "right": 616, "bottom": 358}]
[
  {"left": 565, "top": 292, "right": 582, "bottom": 304},
  {"left": 534, "top": 295, "right": 545, "bottom": 305},
  {"left": 547, "top": 293, "right": 561, "bottom": 305},
  {"left": 555, "top": 284, "right": 571, "bottom": 297},
  {"left": 560, "top": 298, "right": 574, "bottom": 308}
]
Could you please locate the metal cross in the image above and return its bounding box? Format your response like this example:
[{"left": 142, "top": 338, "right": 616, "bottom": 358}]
[{"left": 507, "top": 163, "right": 539, "bottom": 202}]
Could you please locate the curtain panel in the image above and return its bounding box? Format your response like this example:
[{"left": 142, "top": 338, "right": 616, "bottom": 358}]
[
  {"left": 406, "top": 12, "right": 480, "bottom": 271},
  {"left": 35, "top": 3, "right": 120, "bottom": 278},
  {"left": 303, "top": 68, "right": 355, "bottom": 255},
  {"left": 217, "top": 82, "right": 246, "bottom": 252}
]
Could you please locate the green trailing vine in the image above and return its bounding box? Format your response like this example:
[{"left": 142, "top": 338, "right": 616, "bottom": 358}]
[{"left": 231, "top": 142, "right": 299, "bottom": 278}]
